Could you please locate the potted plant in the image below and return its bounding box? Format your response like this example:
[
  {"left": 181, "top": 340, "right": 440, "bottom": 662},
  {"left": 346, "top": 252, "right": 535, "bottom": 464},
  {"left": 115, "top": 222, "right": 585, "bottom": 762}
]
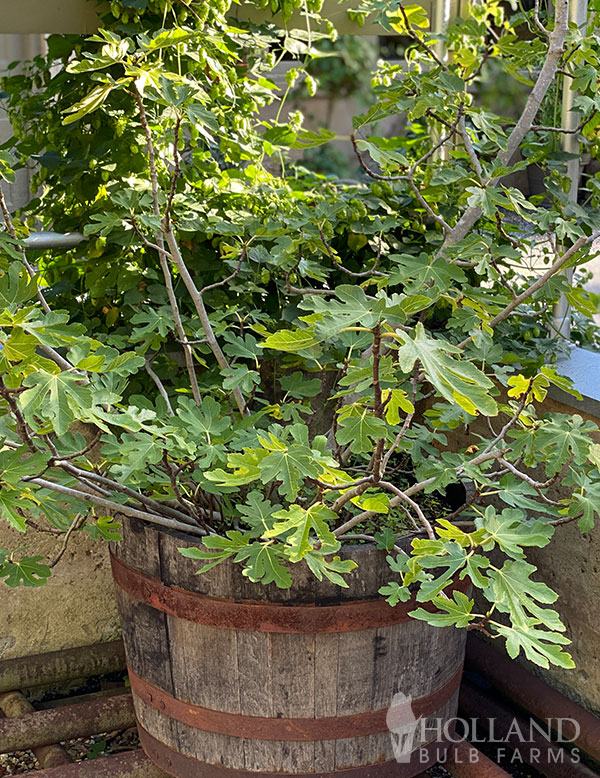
[{"left": 1, "top": 0, "right": 600, "bottom": 774}]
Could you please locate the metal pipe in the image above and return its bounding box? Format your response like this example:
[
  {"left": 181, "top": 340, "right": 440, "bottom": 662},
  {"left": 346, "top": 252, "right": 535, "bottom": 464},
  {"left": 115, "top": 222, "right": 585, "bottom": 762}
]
[
  {"left": 432, "top": 0, "right": 451, "bottom": 62},
  {"left": 550, "top": 0, "right": 589, "bottom": 340},
  {"left": 466, "top": 635, "right": 600, "bottom": 763},
  {"left": 0, "top": 640, "right": 126, "bottom": 693},
  {"left": 23, "top": 231, "right": 86, "bottom": 250},
  {"left": 445, "top": 741, "right": 512, "bottom": 778},
  {"left": 22, "top": 748, "right": 171, "bottom": 778},
  {"left": 430, "top": 0, "right": 452, "bottom": 160},
  {"left": 459, "top": 678, "right": 598, "bottom": 778},
  {"left": 0, "top": 691, "right": 135, "bottom": 754},
  {"left": 0, "top": 691, "right": 72, "bottom": 769}
]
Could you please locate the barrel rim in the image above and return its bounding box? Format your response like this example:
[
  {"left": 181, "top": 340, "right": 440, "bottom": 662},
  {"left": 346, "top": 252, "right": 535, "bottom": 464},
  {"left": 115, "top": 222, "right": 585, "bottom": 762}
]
[{"left": 110, "top": 552, "right": 470, "bottom": 633}]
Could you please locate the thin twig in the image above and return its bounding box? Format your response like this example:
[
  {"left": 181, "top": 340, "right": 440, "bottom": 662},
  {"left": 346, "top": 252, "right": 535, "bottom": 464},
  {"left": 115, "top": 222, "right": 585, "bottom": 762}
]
[
  {"left": 531, "top": 109, "right": 598, "bottom": 134},
  {"left": 49, "top": 513, "right": 86, "bottom": 568},
  {"left": 200, "top": 246, "right": 247, "bottom": 294},
  {"left": 550, "top": 511, "right": 584, "bottom": 526},
  {"left": 334, "top": 448, "right": 508, "bottom": 537},
  {"left": 59, "top": 431, "right": 102, "bottom": 461},
  {"left": 405, "top": 175, "right": 452, "bottom": 233},
  {"left": 436, "top": 488, "right": 482, "bottom": 523},
  {"left": 380, "top": 369, "right": 418, "bottom": 475},
  {"left": 379, "top": 480, "right": 435, "bottom": 539},
  {"left": 398, "top": 3, "right": 447, "bottom": 69},
  {"left": 0, "top": 376, "right": 39, "bottom": 453},
  {"left": 26, "top": 519, "right": 63, "bottom": 536},
  {"left": 350, "top": 134, "right": 404, "bottom": 182},
  {"left": 145, "top": 354, "right": 175, "bottom": 416},
  {"left": 318, "top": 227, "right": 385, "bottom": 277},
  {"left": 162, "top": 450, "right": 197, "bottom": 517},
  {"left": 349, "top": 132, "right": 453, "bottom": 233},
  {"left": 44, "top": 459, "right": 199, "bottom": 526},
  {"left": 533, "top": 0, "right": 550, "bottom": 37}
]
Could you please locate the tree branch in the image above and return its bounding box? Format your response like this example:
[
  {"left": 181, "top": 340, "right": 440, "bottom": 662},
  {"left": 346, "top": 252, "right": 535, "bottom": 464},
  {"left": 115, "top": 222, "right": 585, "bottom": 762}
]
[
  {"left": 458, "top": 116, "right": 483, "bottom": 181},
  {"left": 438, "top": 0, "right": 570, "bottom": 255},
  {"left": 45, "top": 459, "right": 200, "bottom": 526},
  {"left": 134, "top": 89, "right": 202, "bottom": 407},
  {"left": 378, "top": 480, "right": 435, "bottom": 539},
  {"left": 28, "top": 477, "right": 206, "bottom": 537},
  {"left": 458, "top": 230, "right": 600, "bottom": 345},
  {"left": 334, "top": 448, "right": 508, "bottom": 537},
  {"left": 162, "top": 229, "right": 248, "bottom": 416}
]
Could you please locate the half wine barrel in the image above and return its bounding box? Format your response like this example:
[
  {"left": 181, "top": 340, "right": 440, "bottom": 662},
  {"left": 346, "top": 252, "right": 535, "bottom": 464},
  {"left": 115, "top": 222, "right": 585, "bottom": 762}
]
[{"left": 110, "top": 516, "right": 466, "bottom": 778}]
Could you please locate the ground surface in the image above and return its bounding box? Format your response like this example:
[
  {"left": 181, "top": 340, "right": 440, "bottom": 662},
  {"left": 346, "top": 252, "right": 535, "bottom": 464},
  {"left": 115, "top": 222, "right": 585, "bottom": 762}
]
[{"left": 0, "top": 728, "right": 139, "bottom": 776}]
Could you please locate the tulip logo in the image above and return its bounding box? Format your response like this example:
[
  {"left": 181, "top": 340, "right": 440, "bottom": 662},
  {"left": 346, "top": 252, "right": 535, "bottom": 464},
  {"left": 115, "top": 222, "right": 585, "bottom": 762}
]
[{"left": 386, "top": 691, "right": 420, "bottom": 764}]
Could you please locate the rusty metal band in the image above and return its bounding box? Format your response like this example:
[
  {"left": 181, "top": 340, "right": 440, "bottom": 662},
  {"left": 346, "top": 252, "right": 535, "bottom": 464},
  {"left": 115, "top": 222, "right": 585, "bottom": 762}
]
[
  {"left": 129, "top": 664, "right": 462, "bottom": 742},
  {"left": 110, "top": 553, "right": 469, "bottom": 634},
  {"left": 139, "top": 724, "right": 454, "bottom": 778}
]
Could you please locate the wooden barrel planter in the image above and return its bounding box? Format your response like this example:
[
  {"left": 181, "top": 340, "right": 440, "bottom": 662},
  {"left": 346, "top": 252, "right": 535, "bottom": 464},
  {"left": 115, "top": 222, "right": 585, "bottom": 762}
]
[{"left": 110, "top": 516, "right": 467, "bottom": 778}]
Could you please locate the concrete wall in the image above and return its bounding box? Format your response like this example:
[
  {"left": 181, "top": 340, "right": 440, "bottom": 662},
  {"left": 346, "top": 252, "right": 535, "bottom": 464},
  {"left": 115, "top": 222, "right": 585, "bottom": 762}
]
[{"left": 0, "top": 524, "right": 120, "bottom": 660}]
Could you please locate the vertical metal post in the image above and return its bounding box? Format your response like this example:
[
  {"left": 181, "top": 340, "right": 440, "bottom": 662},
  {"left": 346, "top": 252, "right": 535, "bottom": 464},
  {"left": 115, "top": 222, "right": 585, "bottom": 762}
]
[
  {"left": 430, "top": 0, "right": 452, "bottom": 159},
  {"left": 550, "top": 0, "right": 588, "bottom": 340},
  {"left": 432, "top": 0, "right": 452, "bottom": 62}
]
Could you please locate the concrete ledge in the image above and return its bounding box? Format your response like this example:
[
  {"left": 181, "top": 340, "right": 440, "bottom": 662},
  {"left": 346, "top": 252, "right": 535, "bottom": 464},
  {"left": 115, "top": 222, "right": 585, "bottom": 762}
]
[
  {"left": 549, "top": 345, "right": 600, "bottom": 418},
  {"left": 0, "top": 0, "right": 449, "bottom": 35},
  {"left": 0, "top": 0, "right": 103, "bottom": 34}
]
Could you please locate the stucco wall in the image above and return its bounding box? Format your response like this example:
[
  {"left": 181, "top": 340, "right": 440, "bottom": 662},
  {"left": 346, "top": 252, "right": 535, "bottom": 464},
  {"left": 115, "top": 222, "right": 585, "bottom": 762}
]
[{"left": 0, "top": 523, "right": 120, "bottom": 660}]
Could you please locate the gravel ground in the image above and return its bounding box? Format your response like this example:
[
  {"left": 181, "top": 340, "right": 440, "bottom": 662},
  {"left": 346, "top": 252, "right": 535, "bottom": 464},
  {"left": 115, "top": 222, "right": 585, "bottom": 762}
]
[
  {"left": 0, "top": 738, "right": 551, "bottom": 777},
  {"left": 0, "top": 729, "right": 140, "bottom": 777},
  {"left": 0, "top": 728, "right": 140, "bottom": 775}
]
